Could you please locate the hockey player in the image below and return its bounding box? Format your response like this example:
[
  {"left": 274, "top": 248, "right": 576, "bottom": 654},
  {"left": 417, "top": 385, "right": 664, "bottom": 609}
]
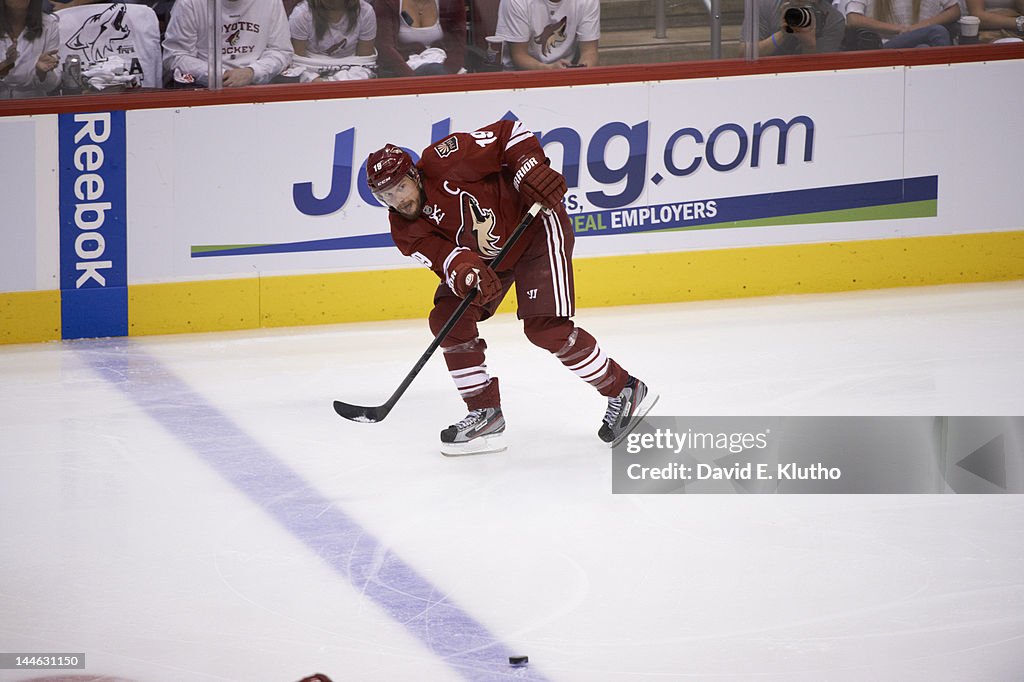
[{"left": 366, "top": 118, "right": 656, "bottom": 455}]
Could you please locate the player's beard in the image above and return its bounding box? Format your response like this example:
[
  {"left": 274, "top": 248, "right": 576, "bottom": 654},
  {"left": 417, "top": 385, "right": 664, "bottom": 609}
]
[{"left": 395, "top": 187, "right": 427, "bottom": 220}]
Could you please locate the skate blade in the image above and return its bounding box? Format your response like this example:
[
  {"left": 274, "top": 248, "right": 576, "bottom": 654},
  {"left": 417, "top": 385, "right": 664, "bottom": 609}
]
[
  {"left": 608, "top": 391, "right": 660, "bottom": 448},
  {"left": 441, "top": 432, "right": 508, "bottom": 457}
]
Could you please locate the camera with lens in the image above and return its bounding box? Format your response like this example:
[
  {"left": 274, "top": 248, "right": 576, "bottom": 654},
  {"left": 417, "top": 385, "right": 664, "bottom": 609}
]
[{"left": 783, "top": 5, "right": 814, "bottom": 31}]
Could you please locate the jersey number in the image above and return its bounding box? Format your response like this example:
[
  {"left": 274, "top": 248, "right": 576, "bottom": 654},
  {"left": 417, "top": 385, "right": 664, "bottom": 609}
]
[{"left": 471, "top": 131, "right": 497, "bottom": 148}]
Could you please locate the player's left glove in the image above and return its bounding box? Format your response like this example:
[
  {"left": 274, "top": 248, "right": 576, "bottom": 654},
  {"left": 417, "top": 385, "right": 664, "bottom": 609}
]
[
  {"left": 513, "top": 154, "right": 567, "bottom": 211},
  {"left": 446, "top": 250, "right": 503, "bottom": 304}
]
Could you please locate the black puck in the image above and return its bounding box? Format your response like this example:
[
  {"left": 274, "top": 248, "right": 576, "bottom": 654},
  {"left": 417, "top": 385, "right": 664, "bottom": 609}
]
[{"left": 509, "top": 655, "right": 529, "bottom": 666}]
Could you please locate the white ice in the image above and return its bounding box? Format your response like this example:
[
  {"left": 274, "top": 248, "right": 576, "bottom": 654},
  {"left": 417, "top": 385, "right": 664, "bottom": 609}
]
[{"left": 1, "top": 281, "right": 1023, "bottom": 682}]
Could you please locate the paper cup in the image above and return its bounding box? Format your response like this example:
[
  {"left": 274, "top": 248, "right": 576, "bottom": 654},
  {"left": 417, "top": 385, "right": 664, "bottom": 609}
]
[{"left": 959, "top": 15, "right": 980, "bottom": 38}]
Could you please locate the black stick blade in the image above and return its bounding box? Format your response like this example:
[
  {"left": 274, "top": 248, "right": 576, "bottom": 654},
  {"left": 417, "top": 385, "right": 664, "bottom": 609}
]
[{"left": 333, "top": 401, "right": 390, "bottom": 423}]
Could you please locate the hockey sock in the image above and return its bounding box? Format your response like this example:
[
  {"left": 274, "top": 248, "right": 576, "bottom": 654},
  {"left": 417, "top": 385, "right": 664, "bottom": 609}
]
[
  {"left": 524, "top": 318, "right": 629, "bottom": 397},
  {"left": 442, "top": 338, "right": 501, "bottom": 409}
]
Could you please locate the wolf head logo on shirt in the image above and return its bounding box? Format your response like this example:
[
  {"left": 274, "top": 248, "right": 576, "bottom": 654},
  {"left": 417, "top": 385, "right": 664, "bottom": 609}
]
[
  {"left": 65, "top": 3, "right": 132, "bottom": 63},
  {"left": 534, "top": 16, "right": 568, "bottom": 57},
  {"left": 460, "top": 193, "right": 500, "bottom": 258}
]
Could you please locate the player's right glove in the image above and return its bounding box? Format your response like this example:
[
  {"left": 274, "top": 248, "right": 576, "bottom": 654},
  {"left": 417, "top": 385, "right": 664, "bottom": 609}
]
[
  {"left": 446, "top": 250, "right": 503, "bottom": 304},
  {"left": 513, "top": 154, "right": 567, "bottom": 210}
]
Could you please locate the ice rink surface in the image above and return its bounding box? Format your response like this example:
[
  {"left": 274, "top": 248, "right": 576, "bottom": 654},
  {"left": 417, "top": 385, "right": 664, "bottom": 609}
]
[{"left": 2, "top": 282, "right": 1023, "bottom": 682}]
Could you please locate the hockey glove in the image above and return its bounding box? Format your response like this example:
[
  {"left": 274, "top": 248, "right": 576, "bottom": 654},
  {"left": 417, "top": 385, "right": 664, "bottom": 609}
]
[
  {"left": 446, "top": 250, "right": 503, "bottom": 304},
  {"left": 514, "top": 154, "right": 567, "bottom": 211}
]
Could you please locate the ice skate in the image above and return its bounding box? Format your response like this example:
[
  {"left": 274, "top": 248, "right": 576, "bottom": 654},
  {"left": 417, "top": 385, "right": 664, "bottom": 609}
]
[
  {"left": 440, "top": 407, "right": 507, "bottom": 456},
  {"left": 598, "top": 376, "right": 658, "bottom": 446}
]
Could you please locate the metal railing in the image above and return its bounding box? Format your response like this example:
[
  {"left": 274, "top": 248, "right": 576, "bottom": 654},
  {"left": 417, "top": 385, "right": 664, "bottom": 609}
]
[
  {"left": 207, "top": 0, "right": 223, "bottom": 90},
  {"left": 653, "top": 0, "right": 725, "bottom": 60}
]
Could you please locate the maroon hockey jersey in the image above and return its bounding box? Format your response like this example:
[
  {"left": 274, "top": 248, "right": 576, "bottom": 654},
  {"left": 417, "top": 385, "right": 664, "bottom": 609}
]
[{"left": 388, "top": 118, "right": 547, "bottom": 281}]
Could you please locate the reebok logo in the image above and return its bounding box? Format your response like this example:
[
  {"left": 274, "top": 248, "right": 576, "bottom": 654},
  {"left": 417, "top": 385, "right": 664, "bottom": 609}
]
[{"left": 70, "top": 113, "right": 114, "bottom": 288}]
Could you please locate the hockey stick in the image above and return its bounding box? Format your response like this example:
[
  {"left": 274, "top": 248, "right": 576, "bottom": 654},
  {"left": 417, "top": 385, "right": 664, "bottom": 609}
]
[{"left": 333, "top": 201, "right": 544, "bottom": 423}]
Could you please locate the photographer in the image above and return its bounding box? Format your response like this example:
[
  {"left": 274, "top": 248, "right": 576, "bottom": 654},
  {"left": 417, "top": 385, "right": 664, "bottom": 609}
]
[{"left": 739, "top": 0, "right": 846, "bottom": 55}]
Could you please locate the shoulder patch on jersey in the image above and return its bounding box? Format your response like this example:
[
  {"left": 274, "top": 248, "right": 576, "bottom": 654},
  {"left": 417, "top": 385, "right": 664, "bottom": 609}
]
[{"left": 434, "top": 136, "right": 459, "bottom": 158}]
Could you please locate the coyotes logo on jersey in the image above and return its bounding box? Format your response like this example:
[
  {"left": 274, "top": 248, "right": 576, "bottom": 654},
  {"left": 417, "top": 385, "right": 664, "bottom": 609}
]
[
  {"left": 458, "top": 193, "right": 501, "bottom": 258},
  {"left": 534, "top": 16, "right": 568, "bottom": 57}
]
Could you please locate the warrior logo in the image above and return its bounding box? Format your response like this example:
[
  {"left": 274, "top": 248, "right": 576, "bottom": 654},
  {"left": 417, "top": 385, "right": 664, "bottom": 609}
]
[
  {"left": 458, "top": 193, "right": 500, "bottom": 258},
  {"left": 534, "top": 16, "right": 567, "bottom": 57},
  {"left": 65, "top": 3, "right": 132, "bottom": 63},
  {"left": 434, "top": 136, "right": 459, "bottom": 158}
]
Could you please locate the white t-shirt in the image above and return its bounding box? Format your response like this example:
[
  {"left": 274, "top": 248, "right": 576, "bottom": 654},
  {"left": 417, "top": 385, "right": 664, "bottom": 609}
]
[
  {"left": 163, "top": 0, "right": 293, "bottom": 84},
  {"left": 494, "top": 0, "right": 600, "bottom": 66},
  {"left": 0, "top": 13, "right": 61, "bottom": 98},
  {"left": 289, "top": 0, "right": 376, "bottom": 58},
  {"left": 844, "top": 0, "right": 958, "bottom": 23}
]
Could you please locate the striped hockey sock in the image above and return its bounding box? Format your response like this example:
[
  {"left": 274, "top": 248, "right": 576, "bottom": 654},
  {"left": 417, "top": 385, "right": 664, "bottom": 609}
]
[
  {"left": 555, "top": 327, "right": 628, "bottom": 397},
  {"left": 442, "top": 338, "right": 501, "bottom": 409}
]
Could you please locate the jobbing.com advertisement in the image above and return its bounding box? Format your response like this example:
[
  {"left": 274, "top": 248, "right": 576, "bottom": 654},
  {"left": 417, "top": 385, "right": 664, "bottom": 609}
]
[{"left": 123, "top": 65, "right": 965, "bottom": 284}]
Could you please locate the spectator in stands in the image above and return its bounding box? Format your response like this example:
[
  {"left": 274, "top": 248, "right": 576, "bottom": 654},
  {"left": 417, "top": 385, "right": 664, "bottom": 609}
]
[
  {"left": 44, "top": 0, "right": 175, "bottom": 38},
  {"left": 289, "top": 0, "right": 377, "bottom": 81},
  {"left": 739, "top": 0, "right": 846, "bottom": 55},
  {"left": 52, "top": 3, "right": 164, "bottom": 89},
  {"left": 966, "top": 0, "right": 1024, "bottom": 40},
  {"left": 163, "top": 0, "right": 292, "bottom": 87},
  {"left": 47, "top": 0, "right": 174, "bottom": 15},
  {"left": 841, "top": 0, "right": 958, "bottom": 47},
  {"left": 374, "top": 0, "right": 465, "bottom": 77},
  {"left": 0, "top": 0, "right": 60, "bottom": 98},
  {"left": 493, "top": 0, "right": 599, "bottom": 69}
]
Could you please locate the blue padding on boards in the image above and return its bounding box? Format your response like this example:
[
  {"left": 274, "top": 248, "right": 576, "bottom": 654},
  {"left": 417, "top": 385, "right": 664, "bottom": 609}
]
[
  {"left": 61, "top": 286, "right": 128, "bottom": 340},
  {"left": 58, "top": 110, "right": 128, "bottom": 340}
]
